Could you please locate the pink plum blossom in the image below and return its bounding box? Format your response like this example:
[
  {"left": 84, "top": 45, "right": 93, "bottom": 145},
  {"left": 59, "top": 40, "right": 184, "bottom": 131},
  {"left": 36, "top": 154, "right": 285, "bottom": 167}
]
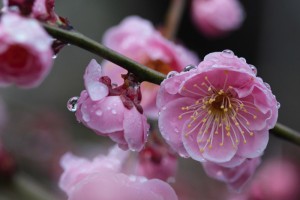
[
  {"left": 137, "top": 138, "right": 178, "bottom": 181},
  {"left": 191, "top": 0, "right": 245, "bottom": 37},
  {"left": 59, "top": 146, "right": 178, "bottom": 200},
  {"left": 0, "top": 13, "right": 53, "bottom": 88},
  {"left": 248, "top": 159, "right": 300, "bottom": 200},
  {"left": 75, "top": 59, "right": 149, "bottom": 151},
  {"left": 157, "top": 50, "right": 278, "bottom": 165},
  {"left": 102, "top": 16, "right": 199, "bottom": 118},
  {"left": 203, "top": 157, "right": 261, "bottom": 191}
]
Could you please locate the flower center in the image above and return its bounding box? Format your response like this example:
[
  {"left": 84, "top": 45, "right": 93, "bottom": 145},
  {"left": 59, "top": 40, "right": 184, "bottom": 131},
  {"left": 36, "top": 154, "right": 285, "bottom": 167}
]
[{"left": 178, "top": 72, "right": 258, "bottom": 153}]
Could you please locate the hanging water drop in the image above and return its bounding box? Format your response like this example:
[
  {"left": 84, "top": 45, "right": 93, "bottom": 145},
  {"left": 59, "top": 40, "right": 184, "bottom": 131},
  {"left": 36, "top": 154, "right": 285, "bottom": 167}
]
[
  {"left": 276, "top": 102, "right": 281, "bottom": 109},
  {"left": 183, "top": 65, "right": 197, "bottom": 72},
  {"left": 249, "top": 65, "right": 257, "bottom": 75},
  {"left": 166, "top": 71, "right": 178, "bottom": 79},
  {"left": 67, "top": 96, "right": 79, "bottom": 112},
  {"left": 52, "top": 54, "right": 57, "bottom": 59}
]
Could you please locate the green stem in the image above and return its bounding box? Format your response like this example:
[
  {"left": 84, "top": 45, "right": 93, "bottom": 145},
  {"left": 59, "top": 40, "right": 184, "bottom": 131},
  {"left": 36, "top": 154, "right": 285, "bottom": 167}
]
[
  {"left": 271, "top": 123, "right": 300, "bottom": 146},
  {"left": 163, "top": 0, "right": 187, "bottom": 40},
  {"left": 43, "top": 24, "right": 300, "bottom": 147},
  {"left": 43, "top": 24, "right": 165, "bottom": 85}
]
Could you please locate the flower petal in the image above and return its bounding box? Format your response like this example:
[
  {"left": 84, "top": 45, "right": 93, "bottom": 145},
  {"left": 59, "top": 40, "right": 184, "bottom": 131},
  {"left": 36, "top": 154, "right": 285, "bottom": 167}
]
[{"left": 84, "top": 59, "right": 108, "bottom": 101}]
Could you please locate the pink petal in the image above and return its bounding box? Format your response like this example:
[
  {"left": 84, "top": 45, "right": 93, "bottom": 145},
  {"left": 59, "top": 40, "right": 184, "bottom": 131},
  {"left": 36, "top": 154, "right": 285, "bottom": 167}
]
[
  {"left": 158, "top": 97, "right": 195, "bottom": 157},
  {"left": 237, "top": 130, "right": 269, "bottom": 158},
  {"left": 123, "top": 107, "right": 149, "bottom": 151},
  {"left": 84, "top": 59, "right": 108, "bottom": 101}
]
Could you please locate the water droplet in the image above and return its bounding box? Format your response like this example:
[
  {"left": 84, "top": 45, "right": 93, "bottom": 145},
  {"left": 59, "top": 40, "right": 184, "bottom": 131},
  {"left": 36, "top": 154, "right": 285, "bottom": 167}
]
[
  {"left": 183, "top": 65, "right": 196, "bottom": 72},
  {"left": 174, "top": 128, "right": 179, "bottom": 133},
  {"left": 52, "top": 54, "right": 57, "bottom": 59},
  {"left": 107, "top": 106, "right": 111, "bottom": 110},
  {"left": 276, "top": 102, "right": 281, "bottom": 109},
  {"left": 162, "top": 106, "right": 167, "bottom": 111},
  {"left": 67, "top": 96, "right": 79, "bottom": 112},
  {"left": 249, "top": 65, "right": 257, "bottom": 75},
  {"left": 158, "top": 111, "right": 161, "bottom": 116},
  {"left": 178, "top": 152, "right": 189, "bottom": 158},
  {"left": 82, "top": 113, "right": 90, "bottom": 122},
  {"left": 112, "top": 109, "right": 117, "bottom": 115},
  {"left": 222, "top": 49, "right": 234, "bottom": 58},
  {"left": 264, "top": 82, "right": 271, "bottom": 90},
  {"left": 96, "top": 110, "right": 103, "bottom": 116},
  {"left": 240, "top": 57, "right": 247, "bottom": 63},
  {"left": 166, "top": 71, "right": 178, "bottom": 79}
]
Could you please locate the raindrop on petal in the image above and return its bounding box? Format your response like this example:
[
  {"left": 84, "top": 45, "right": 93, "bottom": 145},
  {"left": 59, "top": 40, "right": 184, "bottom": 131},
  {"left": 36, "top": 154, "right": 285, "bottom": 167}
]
[
  {"left": 96, "top": 110, "right": 103, "bottom": 116},
  {"left": 112, "top": 109, "right": 117, "bottom": 115},
  {"left": 249, "top": 64, "right": 257, "bottom": 75},
  {"left": 264, "top": 82, "right": 271, "bottom": 90},
  {"left": 52, "top": 54, "right": 57, "bottom": 59},
  {"left": 166, "top": 71, "right": 178, "bottom": 79},
  {"left": 276, "top": 102, "right": 281, "bottom": 109},
  {"left": 183, "top": 65, "right": 197, "bottom": 72},
  {"left": 67, "top": 96, "right": 79, "bottom": 112},
  {"left": 222, "top": 49, "right": 234, "bottom": 58},
  {"left": 240, "top": 57, "right": 247, "bottom": 63}
]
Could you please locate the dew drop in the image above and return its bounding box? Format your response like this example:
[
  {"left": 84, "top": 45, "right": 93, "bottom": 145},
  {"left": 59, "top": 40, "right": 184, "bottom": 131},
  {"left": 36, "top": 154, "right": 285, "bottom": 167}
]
[
  {"left": 96, "top": 110, "right": 103, "bottom": 116},
  {"left": 249, "top": 65, "right": 257, "bottom": 75},
  {"left": 162, "top": 106, "right": 167, "bottom": 111},
  {"left": 52, "top": 54, "right": 57, "bottom": 59},
  {"left": 183, "top": 65, "right": 197, "bottom": 72},
  {"left": 264, "top": 82, "right": 271, "bottom": 90},
  {"left": 82, "top": 113, "right": 90, "bottom": 122},
  {"left": 178, "top": 152, "right": 189, "bottom": 158},
  {"left": 276, "top": 102, "right": 281, "bottom": 109},
  {"left": 174, "top": 128, "right": 179, "bottom": 133},
  {"left": 112, "top": 109, "right": 117, "bottom": 115},
  {"left": 166, "top": 71, "right": 178, "bottom": 79},
  {"left": 67, "top": 96, "right": 79, "bottom": 112},
  {"left": 240, "top": 57, "right": 247, "bottom": 63},
  {"left": 222, "top": 49, "right": 234, "bottom": 58}
]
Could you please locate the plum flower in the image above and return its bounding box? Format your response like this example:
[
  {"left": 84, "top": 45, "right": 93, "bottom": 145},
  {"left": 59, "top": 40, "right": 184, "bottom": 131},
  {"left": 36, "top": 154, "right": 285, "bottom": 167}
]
[
  {"left": 191, "top": 0, "right": 245, "bottom": 37},
  {"left": 157, "top": 50, "right": 278, "bottom": 165},
  {"left": 102, "top": 16, "right": 199, "bottom": 118},
  {"left": 202, "top": 157, "right": 261, "bottom": 191},
  {"left": 0, "top": 13, "right": 53, "bottom": 88},
  {"left": 59, "top": 146, "right": 178, "bottom": 200},
  {"left": 74, "top": 59, "right": 149, "bottom": 151}
]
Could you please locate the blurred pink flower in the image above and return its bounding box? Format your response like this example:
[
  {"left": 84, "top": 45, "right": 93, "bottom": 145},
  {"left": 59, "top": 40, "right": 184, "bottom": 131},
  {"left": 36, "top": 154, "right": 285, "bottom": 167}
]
[
  {"left": 248, "top": 159, "right": 300, "bottom": 200},
  {"left": 157, "top": 50, "right": 278, "bottom": 164},
  {"left": 75, "top": 59, "right": 149, "bottom": 151},
  {"left": 137, "top": 138, "right": 178, "bottom": 181},
  {"left": 191, "top": 0, "right": 245, "bottom": 37},
  {"left": 102, "top": 16, "right": 199, "bottom": 118},
  {"left": 59, "top": 146, "right": 178, "bottom": 200},
  {"left": 0, "top": 13, "right": 53, "bottom": 88},
  {"left": 203, "top": 157, "right": 261, "bottom": 191}
]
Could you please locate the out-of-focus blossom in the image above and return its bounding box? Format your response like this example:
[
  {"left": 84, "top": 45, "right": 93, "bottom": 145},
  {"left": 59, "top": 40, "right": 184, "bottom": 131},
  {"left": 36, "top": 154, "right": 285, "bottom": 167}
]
[
  {"left": 137, "top": 135, "right": 178, "bottom": 181},
  {"left": 59, "top": 146, "right": 178, "bottom": 200},
  {"left": 191, "top": 0, "right": 245, "bottom": 37},
  {"left": 2, "top": 108, "right": 71, "bottom": 179},
  {"left": 75, "top": 59, "right": 149, "bottom": 151},
  {"left": 102, "top": 16, "right": 199, "bottom": 118},
  {"left": 157, "top": 50, "right": 278, "bottom": 165},
  {"left": 2, "top": 0, "right": 72, "bottom": 54},
  {"left": 0, "top": 13, "right": 53, "bottom": 88},
  {"left": 248, "top": 159, "right": 300, "bottom": 200},
  {"left": 203, "top": 158, "right": 261, "bottom": 191}
]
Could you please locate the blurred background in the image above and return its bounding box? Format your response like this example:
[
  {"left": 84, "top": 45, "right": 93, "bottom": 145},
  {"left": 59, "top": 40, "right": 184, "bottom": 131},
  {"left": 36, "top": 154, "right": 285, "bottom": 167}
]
[{"left": 0, "top": 0, "right": 300, "bottom": 199}]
